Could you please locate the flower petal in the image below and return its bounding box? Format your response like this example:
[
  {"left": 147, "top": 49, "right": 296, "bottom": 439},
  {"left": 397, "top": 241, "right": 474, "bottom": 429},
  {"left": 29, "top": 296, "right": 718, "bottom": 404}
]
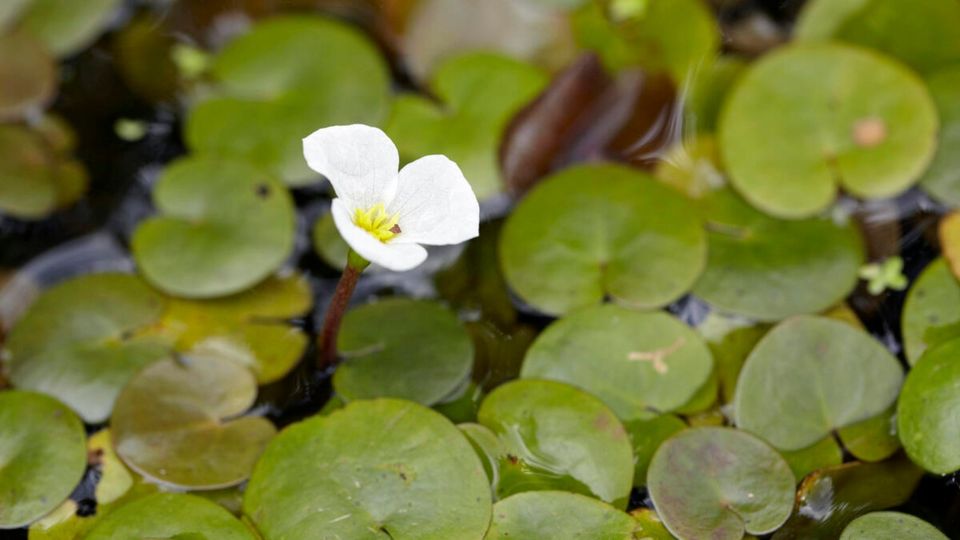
[
  {"left": 331, "top": 199, "right": 428, "bottom": 271},
  {"left": 303, "top": 125, "right": 399, "bottom": 210},
  {"left": 388, "top": 155, "right": 480, "bottom": 245}
]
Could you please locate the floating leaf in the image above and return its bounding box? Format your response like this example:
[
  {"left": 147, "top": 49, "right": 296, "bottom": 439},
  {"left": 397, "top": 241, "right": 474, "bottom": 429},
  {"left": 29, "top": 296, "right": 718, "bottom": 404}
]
[
  {"left": 0, "top": 391, "right": 86, "bottom": 530},
  {"left": 772, "top": 457, "right": 923, "bottom": 539},
  {"left": 0, "top": 31, "right": 56, "bottom": 120},
  {"left": 484, "top": 491, "right": 640, "bottom": 539},
  {"left": 572, "top": 0, "right": 719, "bottom": 84},
  {"left": 161, "top": 273, "right": 312, "bottom": 384},
  {"left": 779, "top": 437, "right": 843, "bottom": 481},
  {"left": 939, "top": 211, "right": 960, "bottom": 280},
  {"left": 836, "top": 406, "right": 900, "bottom": 462},
  {"left": 647, "top": 427, "right": 795, "bottom": 540},
  {"left": 112, "top": 354, "right": 276, "bottom": 489},
  {"left": 693, "top": 188, "right": 864, "bottom": 320},
  {"left": 132, "top": 156, "right": 295, "bottom": 298},
  {"left": 334, "top": 299, "right": 474, "bottom": 406},
  {"left": 918, "top": 67, "right": 960, "bottom": 205},
  {"left": 386, "top": 52, "right": 548, "bottom": 200},
  {"left": 113, "top": 13, "right": 181, "bottom": 103},
  {"left": 897, "top": 338, "right": 960, "bottom": 474},
  {"left": 186, "top": 16, "right": 391, "bottom": 185},
  {"left": 402, "top": 0, "right": 574, "bottom": 82},
  {"left": 734, "top": 316, "right": 903, "bottom": 451},
  {"left": 500, "top": 163, "right": 705, "bottom": 315},
  {"left": 522, "top": 304, "right": 713, "bottom": 420},
  {"left": 84, "top": 493, "right": 255, "bottom": 540},
  {"left": 0, "top": 123, "right": 87, "bottom": 220},
  {"left": 719, "top": 43, "right": 937, "bottom": 218},
  {"left": 5, "top": 273, "right": 169, "bottom": 423},
  {"left": 901, "top": 258, "right": 960, "bottom": 364},
  {"left": 244, "top": 399, "right": 492, "bottom": 540},
  {"left": 624, "top": 414, "right": 686, "bottom": 486},
  {"left": 477, "top": 379, "right": 634, "bottom": 508},
  {"left": 19, "top": 0, "right": 122, "bottom": 58},
  {"left": 795, "top": 0, "right": 960, "bottom": 75},
  {"left": 696, "top": 312, "right": 770, "bottom": 404},
  {"left": 840, "top": 512, "right": 948, "bottom": 540}
]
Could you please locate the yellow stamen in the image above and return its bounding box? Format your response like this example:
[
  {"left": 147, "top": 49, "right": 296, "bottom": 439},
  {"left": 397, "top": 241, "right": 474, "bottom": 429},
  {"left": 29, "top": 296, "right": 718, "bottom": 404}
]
[{"left": 354, "top": 203, "right": 401, "bottom": 242}]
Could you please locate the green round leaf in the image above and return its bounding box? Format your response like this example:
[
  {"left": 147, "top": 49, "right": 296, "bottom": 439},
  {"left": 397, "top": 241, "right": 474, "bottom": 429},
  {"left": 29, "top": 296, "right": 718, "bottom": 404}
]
[
  {"left": 500, "top": 163, "right": 705, "bottom": 315},
  {"left": 902, "top": 258, "right": 960, "bottom": 365},
  {"left": 572, "top": 0, "right": 719, "bottom": 84},
  {"left": 521, "top": 304, "right": 714, "bottom": 420},
  {"left": 719, "top": 43, "right": 938, "bottom": 219},
  {"left": 735, "top": 316, "right": 903, "bottom": 451},
  {"left": 132, "top": 156, "right": 295, "bottom": 298},
  {"left": 0, "top": 391, "right": 86, "bottom": 529},
  {"left": 5, "top": 273, "right": 169, "bottom": 423},
  {"left": 647, "top": 427, "right": 795, "bottom": 540},
  {"left": 484, "top": 491, "right": 640, "bottom": 540},
  {"left": 84, "top": 493, "right": 255, "bottom": 540},
  {"left": 112, "top": 354, "right": 277, "bottom": 489},
  {"left": 919, "top": 67, "right": 960, "bottom": 205},
  {"left": 386, "top": 52, "right": 547, "bottom": 200},
  {"left": 244, "top": 399, "right": 492, "bottom": 540},
  {"left": 478, "top": 379, "right": 634, "bottom": 508},
  {"left": 186, "top": 16, "right": 391, "bottom": 185},
  {"left": 840, "top": 512, "right": 948, "bottom": 540},
  {"left": 19, "top": 0, "right": 122, "bottom": 58},
  {"left": 897, "top": 338, "right": 960, "bottom": 474},
  {"left": 0, "top": 31, "right": 56, "bottom": 120},
  {"left": 795, "top": 0, "right": 960, "bottom": 75},
  {"left": 693, "top": 189, "right": 865, "bottom": 320},
  {"left": 334, "top": 299, "right": 473, "bottom": 406},
  {"left": 161, "top": 273, "right": 312, "bottom": 384}
]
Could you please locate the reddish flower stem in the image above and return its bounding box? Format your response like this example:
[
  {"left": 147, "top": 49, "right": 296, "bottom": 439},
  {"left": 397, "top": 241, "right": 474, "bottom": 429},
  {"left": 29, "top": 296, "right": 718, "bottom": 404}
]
[{"left": 317, "top": 250, "right": 369, "bottom": 371}]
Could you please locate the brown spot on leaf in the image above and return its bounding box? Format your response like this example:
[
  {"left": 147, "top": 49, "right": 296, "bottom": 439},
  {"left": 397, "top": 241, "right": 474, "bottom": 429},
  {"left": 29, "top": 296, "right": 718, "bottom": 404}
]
[
  {"left": 255, "top": 184, "right": 271, "bottom": 198},
  {"left": 852, "top": 117, "right": 887, "bottom": 148}
]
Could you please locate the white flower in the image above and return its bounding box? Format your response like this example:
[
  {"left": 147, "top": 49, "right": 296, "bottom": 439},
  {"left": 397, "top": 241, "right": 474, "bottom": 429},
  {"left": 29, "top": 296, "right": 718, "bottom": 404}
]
[{"left": 303, "top": 124, "right": 480, "bottom": 271}]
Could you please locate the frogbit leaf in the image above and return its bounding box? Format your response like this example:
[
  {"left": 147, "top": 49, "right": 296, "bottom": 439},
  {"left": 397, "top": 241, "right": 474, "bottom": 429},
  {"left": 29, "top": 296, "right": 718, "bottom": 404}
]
[
  {"left": 334, "top": 299, "right": 474, "bottom": 406},
  {"left": 243, "top": 399, "right": 492, "bottom": 540},
  {"left": 734, "top": 316, "right": 903, "bottom": 451},
  {"left": 5, "top": 273, "right": 169, "bottom": 423},
  {"left": 0, "top": 391, "right": 87, "bottom": 530},
  {"left": 719, "top": 43, "right": 937, "bottom": 218},
  {"left": 112, "top": 353, "right": 276, "bottom": 489},
  {"left": 647, "top": 427, "right": 795, "bottom": 540},
  {"left": 500, "top": 163, "right": 705, "bottom": 315},
  {"left": 477, "top": 379, "right": 634, "bottom": 508},
  {"left": 521, "top": 304, "right": 714, "bottom": 420},
  {"left": 131, "top": 156, "right": 295, "bottom": 298}
]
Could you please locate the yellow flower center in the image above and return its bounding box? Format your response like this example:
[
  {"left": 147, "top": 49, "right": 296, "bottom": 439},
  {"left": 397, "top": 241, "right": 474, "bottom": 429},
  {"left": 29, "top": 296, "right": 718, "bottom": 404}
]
[{"left": 354, "top": 202, "right": 401, "bottom": 242}]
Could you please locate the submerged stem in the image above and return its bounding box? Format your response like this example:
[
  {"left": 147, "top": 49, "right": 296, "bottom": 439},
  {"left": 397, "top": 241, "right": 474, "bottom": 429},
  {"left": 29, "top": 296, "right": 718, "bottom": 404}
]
[{"left": 317, "top": 249, "right": 370, "bottom": 371}]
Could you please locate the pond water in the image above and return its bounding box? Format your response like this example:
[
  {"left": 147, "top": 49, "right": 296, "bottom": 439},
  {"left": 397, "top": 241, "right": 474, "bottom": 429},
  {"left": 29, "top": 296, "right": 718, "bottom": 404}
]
[{"left": 3, "top": 0, "right": 960, "bottom": 539}]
